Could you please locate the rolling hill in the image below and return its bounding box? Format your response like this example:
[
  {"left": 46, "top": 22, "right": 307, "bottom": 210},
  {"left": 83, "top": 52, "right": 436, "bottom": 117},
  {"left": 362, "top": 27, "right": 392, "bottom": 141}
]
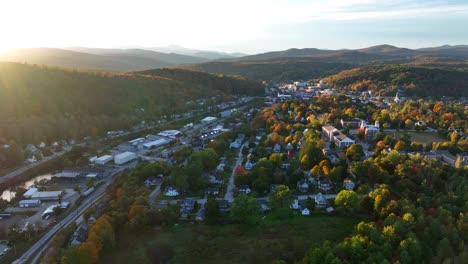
[
  {"left": 322, "top": 65, "right": 468, "bottom": 97},
  {"left": 0, "top": 62, "right": 262, "bottom": 144},
  {"left": 0, "top": 48, "right": 208, "bottom": 72},
  {"left": 181, "top": 58, "right": 355, "bottom": 81}
]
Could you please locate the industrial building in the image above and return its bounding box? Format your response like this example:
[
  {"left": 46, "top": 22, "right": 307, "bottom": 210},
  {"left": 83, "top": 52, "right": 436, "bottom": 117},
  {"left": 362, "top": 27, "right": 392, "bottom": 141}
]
[
  {"left": 31, "top": 190, "right": 64, "bottom": 201},
  {"left": 114, "top": 152, "right": 137, "bottom": 165},
  {"left": 95, "top": 155, "right": 113, "bottom": 165},
  {"left": 23, "top": 188, "right": 39, "bottom": 199},
  {"left": 19, "top": 199, "right": 41, "bottom": 208},
  {"left": 129, "top": 138, "right": 145, "bottom": 146},
  {"left": 54, "top": 172, "right": 80, "bottom": 179},
  {"left": 143, "top": 138, "right": 170, "bottom": 149},
  {"left": 157, "top": 130, "right": 182, "bottom": 139},
  {"left": 201, "top": 116, "right": 217, "bottom": 124}
]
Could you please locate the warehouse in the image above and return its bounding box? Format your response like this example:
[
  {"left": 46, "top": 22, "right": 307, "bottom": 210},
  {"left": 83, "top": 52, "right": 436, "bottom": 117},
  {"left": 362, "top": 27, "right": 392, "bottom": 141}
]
[
  {"left": 95, "top": 155, "right": 113, "bottom": 165},
  {"left": 157, "top": 130, "right": 182, "bottom": 139},
  {"left": 31, "top": 190, "right": 63, "bottom": 201},
  {"left": 54, "top": 172, "right": 80, "bottom": 179},
  {"left": 129, "top": 138, "right": 145, "bottom": 146},
  {"left": 143, "top": 138, "right": 170, "bottom": 149},
  {"left": 23, "top": 188, "right": 39, "bottom": 199},
  {"left": 114, "top": 152, "right": 137, "bottom": 165},
  {"left": 201, "top": 116, "right": 217, "bottom": 124},
  {"left": 19, "top": 199, "right": 41, "bottom": 208}
]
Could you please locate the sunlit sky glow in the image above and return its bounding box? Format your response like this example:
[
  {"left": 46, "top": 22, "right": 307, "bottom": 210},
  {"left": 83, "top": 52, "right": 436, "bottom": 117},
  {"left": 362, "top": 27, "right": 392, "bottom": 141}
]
[{"left": 1, "top": 0, "right": 467, "bottom": 53}]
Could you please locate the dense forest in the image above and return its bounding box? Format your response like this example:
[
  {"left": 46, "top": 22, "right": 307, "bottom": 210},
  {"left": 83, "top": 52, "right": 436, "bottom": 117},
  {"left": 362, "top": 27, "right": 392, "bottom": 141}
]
[
  {"left": 182, "top": 59, "right": 354, "bottom": 81},
  {"left": 323, "top": 65, "right": 468, "bottom": 97},
  {"left": 0, "top": 62, "right": 262, "bottom": 146}
]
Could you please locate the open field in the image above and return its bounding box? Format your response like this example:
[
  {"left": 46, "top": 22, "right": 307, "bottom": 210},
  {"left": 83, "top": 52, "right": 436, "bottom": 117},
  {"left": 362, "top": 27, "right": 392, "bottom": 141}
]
[
  {"left": 100, "top": 214, "right": 363, "bottom": 264},
  {"left": 394, "top": 131, "right": 447, "bottom": 145}
]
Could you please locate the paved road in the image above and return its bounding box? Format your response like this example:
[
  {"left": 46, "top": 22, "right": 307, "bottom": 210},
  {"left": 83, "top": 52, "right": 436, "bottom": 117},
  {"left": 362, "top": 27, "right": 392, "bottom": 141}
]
[
  {"left": 0, "top": 146, "right": 72, "bottom": 185},
  {"left": 224, "top": 142, "right": 248, "bottom": 202},
  {"left": 12, "top": 167, "right": 126, "bottom": 264}
]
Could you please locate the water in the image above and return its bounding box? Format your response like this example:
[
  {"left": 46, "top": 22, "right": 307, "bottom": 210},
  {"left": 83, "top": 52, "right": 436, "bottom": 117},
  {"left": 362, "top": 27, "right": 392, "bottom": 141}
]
[{"left": 1, "top": 173, "right": 52, "bottom": 201}]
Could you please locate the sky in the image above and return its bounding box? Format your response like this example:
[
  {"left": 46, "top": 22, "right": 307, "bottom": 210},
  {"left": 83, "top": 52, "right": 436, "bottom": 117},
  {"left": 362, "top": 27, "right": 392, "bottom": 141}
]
[{"left": 1, "top": 0, "right": 468, "bottom": 54}]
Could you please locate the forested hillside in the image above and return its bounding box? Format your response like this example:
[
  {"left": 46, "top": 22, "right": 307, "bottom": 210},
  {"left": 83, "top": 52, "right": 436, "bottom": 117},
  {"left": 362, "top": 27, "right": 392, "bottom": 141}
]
[
  {"left": 182, "top": 59, "right": 354, "bottom": 81},
  {"left": 323, "top": 65, "right": 468, "bottom": 97},
  {"left": 0, "top": 62, "right": 262, "bottom": 145}
]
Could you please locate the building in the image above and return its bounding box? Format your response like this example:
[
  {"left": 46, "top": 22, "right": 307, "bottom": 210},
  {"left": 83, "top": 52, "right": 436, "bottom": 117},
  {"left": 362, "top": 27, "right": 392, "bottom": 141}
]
[
  {"left": 42, "top": 204, "right": 60, "bottom": 219},
  {"left": 315, "top": 193, "right": 327, "bottom": 208},
  {"left": 333, "top": 133, "right": 355, "bottom": 148},
  {"left": 144, "top": 176, "right": 159, "bottom": 188},
  {"left": 343, "top": 178, "right": 355, "bottom": 190},
  {"left": 196, "top": 207, "right": 205, "bottom": 222},
  {"left": 180, "top": 199, "right": 195, "bottom": 217},
  {"left": 297, "top": 180, "right": 309, "bottom": 192},
  {"left": 19, "top": 199, "right": 41, "bottom": 208},
  {"left": 164, "top": 187, "right": 179, "bottom": 197},
  {"left": 54, "top": 172, "right": 80, "bottom": 179},
  {"left": 206, "top": 188, "right": 220, "bottom": 196},
  {"left": 318, "top": 179, "right": 333, "bottom": 192},
  {"left": 298, "top": 200, "right": 310, "bottom": 216},
  {"left": 114, "top": 152, "right": 137, "bottom": 165},
  {"left": 239, "top": 185, "right": 252, "bottom": 195},
  {"left": 220, "top": 110, "right": 232, "bottom": 118},
  {"left": 209, "top": 175, "right": 224, "bottom": 185},
  {"left": 31, "top": 191, "right": 63, "bottom": 201},
  {"left": 157, "top": 130, "right": 182, "bottom": 139},
  {"left": 201, "top": 116, "right": 217, "bottom": 124},
  {"left": 143, "top": 138, "right": 170, "bottom": 149},
  {"left": 364, "top": 126, "right": 379, "bottom": 141},
  {"left": 95, "top": 155, "right": 113, "bottom": 165},
  {"left": 23, "top": 188, "right": 39, "bottom": 199},
  {"left": 322, "top": 125, "right": 339, "bottom": 141},
  {"left": 129, "top": 138, "right": 145, "bottom": 146},
  {"left": 340, "top": 118, "right": 362, "bottom": 129}
]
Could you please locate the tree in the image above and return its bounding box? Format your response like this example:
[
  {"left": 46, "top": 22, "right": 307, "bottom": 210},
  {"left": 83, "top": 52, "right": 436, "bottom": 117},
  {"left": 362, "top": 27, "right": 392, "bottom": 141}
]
[
  {"left": 346, "top": 144, "right": 365, "bottom": 161},
  {"left": 335, "top": 190, "right": 359, "bottom": 214},
  {"left": 204, "top": 196, "right": 220, "bottom": 224},
  {"left": 268, "top": 185, "right": 293, "bottom": 209},
  {"left": 394, "top": 141, "right": 405, "bottom": 151},
  {"left": 230, "top": 195, "right": 261, "bottom": 225}
]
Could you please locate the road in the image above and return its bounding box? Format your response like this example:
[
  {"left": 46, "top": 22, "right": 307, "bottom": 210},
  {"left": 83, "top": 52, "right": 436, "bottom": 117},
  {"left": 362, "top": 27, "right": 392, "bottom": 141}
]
[
  {"left": 0, "top": 146, "right": 72, "bottom": 185},
  {"left": 224, "top": 142, "right": 248, "bottom": 202},
  {"left": 12, "top": 167, "right": 126, "bottom": 264}
]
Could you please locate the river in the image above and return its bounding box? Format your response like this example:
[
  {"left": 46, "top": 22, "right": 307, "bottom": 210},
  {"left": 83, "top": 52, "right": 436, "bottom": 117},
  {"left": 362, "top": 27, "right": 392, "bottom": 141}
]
[{"left": 1, "top": 173, "right": 52, "bottom": 201}]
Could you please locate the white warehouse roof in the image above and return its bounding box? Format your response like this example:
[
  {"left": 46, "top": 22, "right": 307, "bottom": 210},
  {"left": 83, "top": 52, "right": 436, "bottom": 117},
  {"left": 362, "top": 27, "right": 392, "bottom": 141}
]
[
  {"left": 157, "top": 130, "right": 181, "bottom": 138},
  {"left": 201, "top": 116, "right": 217, "bottom": 123},
  {"left": 143, "top": 138, "right": 170, "bottom": 149},
  {"left": 115, "top": 151, "right": 136, "bottom": 159}
]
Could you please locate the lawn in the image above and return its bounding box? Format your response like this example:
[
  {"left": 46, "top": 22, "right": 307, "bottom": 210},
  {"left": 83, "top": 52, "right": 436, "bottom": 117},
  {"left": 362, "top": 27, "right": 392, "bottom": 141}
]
[
  {"left": 394, "top": 131, "right": 447, "bottom": 145},
  {"left": 100, "top": 214, "right": 363, "bottom": 264}
]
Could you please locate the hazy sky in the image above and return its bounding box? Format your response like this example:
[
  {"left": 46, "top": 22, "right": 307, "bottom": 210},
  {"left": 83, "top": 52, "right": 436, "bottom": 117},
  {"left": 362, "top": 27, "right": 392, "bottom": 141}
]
[{"left": 1, "top": 0, "right": 468, "bottom": 53}]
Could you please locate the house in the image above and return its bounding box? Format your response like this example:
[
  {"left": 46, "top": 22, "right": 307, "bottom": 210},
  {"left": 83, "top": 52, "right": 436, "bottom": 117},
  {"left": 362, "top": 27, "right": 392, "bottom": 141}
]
[
  {"left": 290, "top": 198, "right": 299, "bottom": 209},
  {"left": 318, "top": 179, "right": 333, "bottom": 192},
  {"left": 322, "top": 125, "right": 338, "bottom": 141},
  {"left": 196, "top": 207, "right": 205, "bottom": 222},
  {"left": 326, "top": 207, "right": 336, "bottom": 214},
  {"left": 343, "top": 178, "right": 355, "bottom": 190},
  {"left": 297, "top": 179, "right": 309, "bottom": 193},
  {"left": 315, "top": 193, "right": 327, "bottom": 208},
  {"left": 273, "top": 143, "right": 282, "bottom": 153},
  {"left": 245, "top": 160, "right": 255, "bottom": 170},
  {"left": 180, "top": 199, "right": 195, "bottom": 217},
  {"left": 239, "top": 185, "right": 252, "bottom": 195},
  {"left": 69, "top": 224, "right": 88, "bottom": 246},
  {"left": 216, "top": 199, "right": 230, "bottom": 212},
  {"left": 257, "top": 199, "right": 270, "bottom": 212},
  {"left": 298, "top": 200, "right": 310, "bottom": 216},
  {"left": 415, "top": 121, "right": 426, "bottom": 127},
  {"left": 144, "top": 176, "right": 159, "bottom": 188},
  {"left": 230, "top": 139, "right": 242, "bottom": 149},
  {"left": 206, "top": 188, "right": 220, "bottom": 196},
  {"left": 164, "top": 187, "right": 179, "bottom": 197},
  {"left": 280, "top": 162, "right": 290, "bottom": 169},
  {"left": 286, "top": 143, "right": 294, "bottom": 151},
  {"left": 209, "top": 175, "right": 224, "bottom": 185},
  {"left": 333, "top": 133, "right": 355, "bottom": 148}
]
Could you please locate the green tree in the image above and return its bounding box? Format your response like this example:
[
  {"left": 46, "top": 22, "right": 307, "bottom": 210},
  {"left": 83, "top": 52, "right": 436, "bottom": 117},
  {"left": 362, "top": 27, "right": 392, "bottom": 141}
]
[
  {"left": 335, "top": 190, "right": 359, "bottom": 214},
  {"left": 204, "top": 196, "right": 220, "bottom": 225},
  {"left": 346, "top": 144, "right": 365, "bottom": 161},
  {"left": 230, "top": 195, "right": 261, "bottom": 225},
  {"left": 268, "top": 185, "right": 293, "bottom": 209}
]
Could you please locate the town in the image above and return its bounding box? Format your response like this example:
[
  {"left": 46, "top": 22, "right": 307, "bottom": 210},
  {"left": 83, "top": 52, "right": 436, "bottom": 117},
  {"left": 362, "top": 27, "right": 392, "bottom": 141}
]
[{"left": 0, "top": 78, "right": 465, "bottom": 263}]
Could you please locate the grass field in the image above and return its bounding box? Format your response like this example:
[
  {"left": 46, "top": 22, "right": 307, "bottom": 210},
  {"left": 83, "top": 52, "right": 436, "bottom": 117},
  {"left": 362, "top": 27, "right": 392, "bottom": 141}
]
[
  {"left": 394, "top": 131, "right": 447, "bottom": 145},
  {"left": 100, "top": 214, "right": 363, "bottom": 264}
]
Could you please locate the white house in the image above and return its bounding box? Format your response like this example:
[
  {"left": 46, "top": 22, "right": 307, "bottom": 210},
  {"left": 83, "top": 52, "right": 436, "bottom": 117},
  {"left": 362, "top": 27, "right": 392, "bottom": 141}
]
[
  {"left": 239, "top": 185, "right": 252, "bottom": 194},
  {"left": 343, "top": 178, "right": 355, "bottom": 190},
  {"left": 297, "top": 180, "right": 309, "bottom": 192},
  {"left": 298, "top": 201, "right": 310, "bottom": 216},
  {"left": 315, "top": 193, "right": 327, "bottom": 208},
  {"left": 333, "top": 133, "right": 355, "bottom": 148},
  {"left": 273, "top": 143, "right": 282, "bottom": 153},
  {"left": 164, "top": 187, "right": 179, "bottom": 197},
  {"left": 322, "top": 125, "right": 338, "bottom": 141},
  {"left": 290, "top": 198, "right": 299, "bottom": 209}
]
